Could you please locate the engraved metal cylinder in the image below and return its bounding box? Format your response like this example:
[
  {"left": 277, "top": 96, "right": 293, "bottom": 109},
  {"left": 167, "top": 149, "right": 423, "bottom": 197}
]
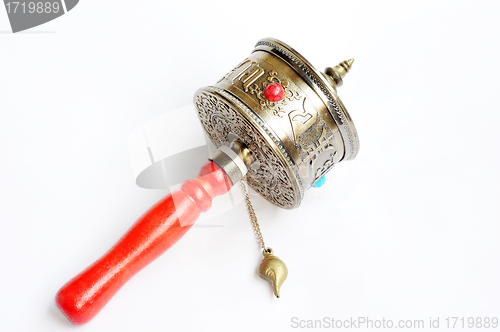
[{"left": 194, "top": 38, "right": 359, "bottom": 209}]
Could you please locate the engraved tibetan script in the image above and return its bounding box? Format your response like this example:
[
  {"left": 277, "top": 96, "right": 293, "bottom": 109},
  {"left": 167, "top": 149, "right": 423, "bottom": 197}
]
[
  {"left": 218, "top": 59, "right": 265, "bottom": 92},
  {"left": 233, "top": 60, "right": 264, "bottom": 92},
  {"left": 302, "top": 126, "right": 335, "bottom": 169},
  {"left": 288, "top": 98, "right": 317, "bottom": 143}
]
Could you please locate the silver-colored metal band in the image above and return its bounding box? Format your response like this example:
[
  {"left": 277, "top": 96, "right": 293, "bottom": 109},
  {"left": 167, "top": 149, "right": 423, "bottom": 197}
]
[
  {"left": 210, "top": 146, "right": 248, "bottom": 185},
  {"left": 218, "top": 145, "right": 247, "bottom": 177}
]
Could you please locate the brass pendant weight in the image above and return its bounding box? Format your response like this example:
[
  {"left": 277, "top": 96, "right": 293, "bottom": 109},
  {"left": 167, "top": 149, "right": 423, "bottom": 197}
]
[
  {"left": 241, "top": 179, "right": 288, "bottom": 297},
  {"left": 259, "top": 248, "right": 288, "bottom": 298}
]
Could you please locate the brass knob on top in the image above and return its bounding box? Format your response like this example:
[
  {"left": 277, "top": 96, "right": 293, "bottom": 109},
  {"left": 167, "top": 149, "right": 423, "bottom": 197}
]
[{"left": 324, "top": 58, "right": 355, "bottom": 88}]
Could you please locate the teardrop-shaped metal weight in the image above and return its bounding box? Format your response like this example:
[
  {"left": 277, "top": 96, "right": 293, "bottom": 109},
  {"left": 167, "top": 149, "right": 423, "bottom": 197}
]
[{"left": 258, "top": 248, "right": 288, "bottom": 298}]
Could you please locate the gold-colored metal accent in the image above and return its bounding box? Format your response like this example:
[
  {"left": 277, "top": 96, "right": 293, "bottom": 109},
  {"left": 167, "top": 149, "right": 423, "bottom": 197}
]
[
  {"left": 324, "top": 59, "right": 354, "bottom": 88},
  {"left": 258, "top": 248, "right": 288, "bottom": 298},
  {"left": 240, "top": 179, "right": 266, "bottom": 250},
  {"left": 240, "top": 179, "right": 288, "bottom": 297}
]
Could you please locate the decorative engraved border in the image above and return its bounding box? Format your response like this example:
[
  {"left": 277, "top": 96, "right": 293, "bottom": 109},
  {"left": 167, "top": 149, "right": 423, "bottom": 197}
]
[
  {"left": 195, "top": 87, "right": 303, "bottom": 209},
  {"left": 218, "top": 89, "right": 304, "bottom": 191}
]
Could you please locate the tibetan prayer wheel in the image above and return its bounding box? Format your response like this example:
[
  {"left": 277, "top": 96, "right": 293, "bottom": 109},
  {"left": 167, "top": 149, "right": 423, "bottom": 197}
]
[
  {"left": 195, "top": 38, "right": 359, "bottom": 209},
  {"left": 55, "top": 38, "right": 359, "bottom": 324}
]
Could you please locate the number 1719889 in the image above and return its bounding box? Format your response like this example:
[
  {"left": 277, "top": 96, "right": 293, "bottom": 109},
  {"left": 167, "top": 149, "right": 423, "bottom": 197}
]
[
  {"left": 446, "top": 317, "right": 498, "bottom": 329},
  {"left": 5, "top": 2, "right": 60, "bottom": 14}
]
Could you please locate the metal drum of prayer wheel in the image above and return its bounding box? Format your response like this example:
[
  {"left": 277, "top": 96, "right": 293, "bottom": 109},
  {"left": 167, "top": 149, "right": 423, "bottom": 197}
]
[
  {"left": 196, "top": 38, "right": 358, "bottom": 209},
  {"left": 55, "top": 38, "right": 359, "bottom": 325}
]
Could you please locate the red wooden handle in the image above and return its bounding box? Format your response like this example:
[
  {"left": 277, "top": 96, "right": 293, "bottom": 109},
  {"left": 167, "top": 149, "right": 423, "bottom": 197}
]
[{"left": 55, "top": 161, "right": 231, "bottom": 325}]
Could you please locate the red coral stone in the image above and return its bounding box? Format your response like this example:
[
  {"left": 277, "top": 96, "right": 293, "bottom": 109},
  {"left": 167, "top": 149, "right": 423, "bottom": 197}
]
[{"left": 264, "top": 83, "right": 285, "bottom": 102}]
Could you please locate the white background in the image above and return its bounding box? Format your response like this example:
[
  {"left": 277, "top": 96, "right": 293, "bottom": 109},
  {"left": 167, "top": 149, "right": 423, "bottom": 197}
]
[{"left": 1, "top": 1, "right": 499, "bottom": 331}]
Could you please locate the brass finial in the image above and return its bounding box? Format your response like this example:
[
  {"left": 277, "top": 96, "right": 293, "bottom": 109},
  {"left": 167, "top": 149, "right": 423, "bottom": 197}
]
[{"left": 323, "top": 58, "right": 354, "bottom": 88}]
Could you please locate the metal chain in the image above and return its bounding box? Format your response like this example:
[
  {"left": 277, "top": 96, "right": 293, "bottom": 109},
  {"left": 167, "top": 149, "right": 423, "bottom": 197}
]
[{"left": 240, "top": 178, "right": 266, "bottom": 250}]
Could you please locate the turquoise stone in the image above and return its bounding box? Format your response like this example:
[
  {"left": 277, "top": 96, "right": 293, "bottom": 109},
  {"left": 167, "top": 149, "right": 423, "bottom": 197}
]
[{"left": 312, "top": 176, "right": 326, "bottom": 188}]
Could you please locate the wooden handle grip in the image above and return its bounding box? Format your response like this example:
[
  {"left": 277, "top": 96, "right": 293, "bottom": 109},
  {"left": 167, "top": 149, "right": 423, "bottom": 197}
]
[{"left": 55, "top": 161, "right": 231, "bottom": 324}]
